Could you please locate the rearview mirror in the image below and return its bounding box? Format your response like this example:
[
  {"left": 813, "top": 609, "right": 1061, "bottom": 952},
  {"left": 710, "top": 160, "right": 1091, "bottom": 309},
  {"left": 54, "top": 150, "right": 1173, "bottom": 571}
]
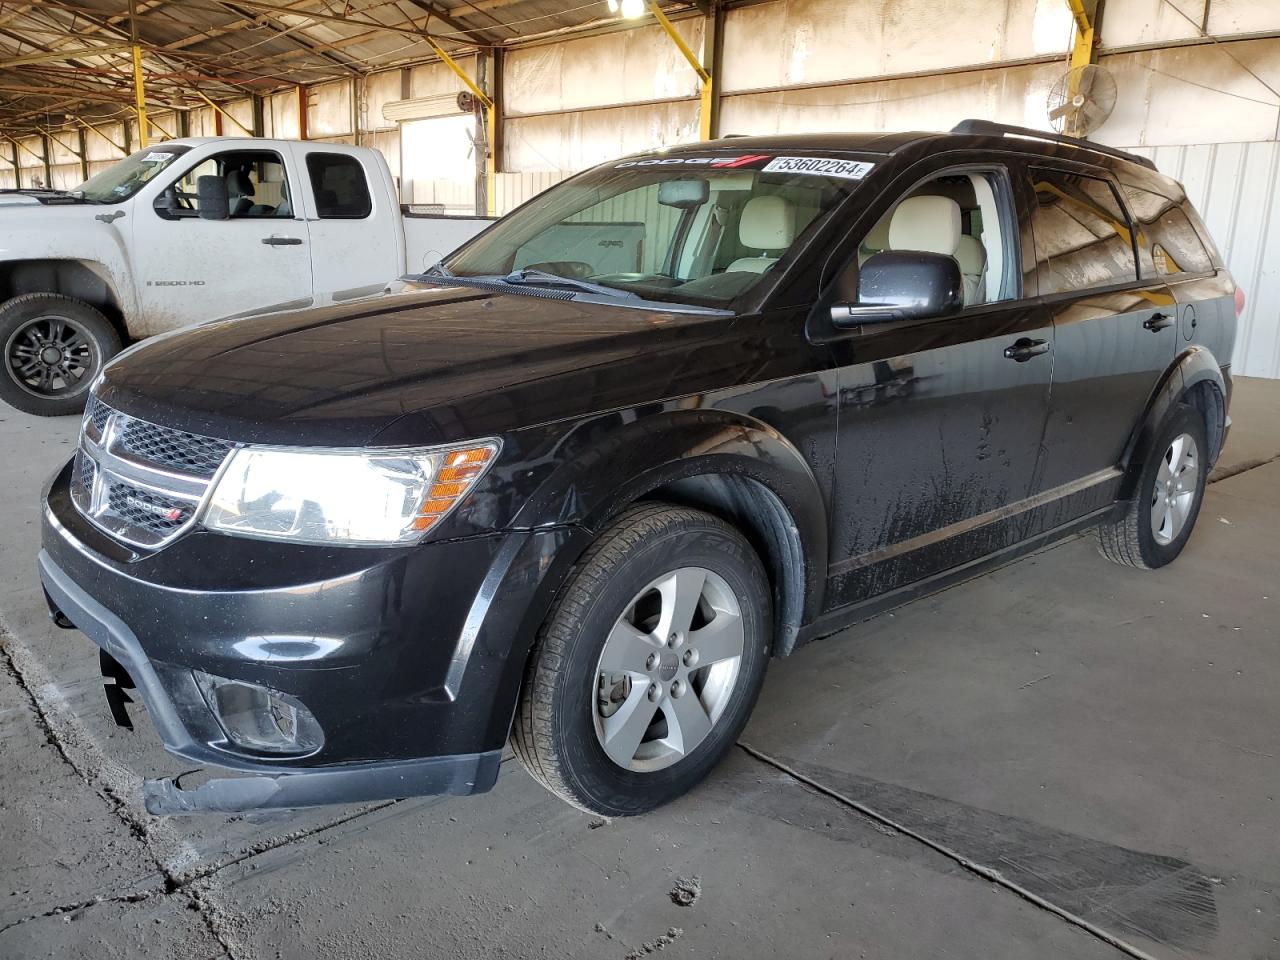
[
  {"left": 658, "top": 178, "right": 709, "bottom": 209},
  {"left": 196, "top": 175, "right": 229, "bottom": 221},
  {"left": 830, "top": 251, "right": 964, "bottom": 326}
]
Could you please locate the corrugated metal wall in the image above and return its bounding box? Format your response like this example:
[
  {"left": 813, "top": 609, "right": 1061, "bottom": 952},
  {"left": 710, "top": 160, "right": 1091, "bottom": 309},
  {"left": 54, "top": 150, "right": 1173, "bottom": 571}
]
[{"left": 1130, "top": 142, "right": 1280, "bottom": 378}]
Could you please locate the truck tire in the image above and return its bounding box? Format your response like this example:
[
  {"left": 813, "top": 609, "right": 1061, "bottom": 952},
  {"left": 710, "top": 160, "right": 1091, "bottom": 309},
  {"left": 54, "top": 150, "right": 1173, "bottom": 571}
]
[
  {"left": 0, "top": 293, "right": 120, "bottom": 417},
  {"left": 1097, "top": 402, "right": 1209, "bottom": 569},
  {"left": 513, "top": 502, "right": 772, "bottom": 817}
]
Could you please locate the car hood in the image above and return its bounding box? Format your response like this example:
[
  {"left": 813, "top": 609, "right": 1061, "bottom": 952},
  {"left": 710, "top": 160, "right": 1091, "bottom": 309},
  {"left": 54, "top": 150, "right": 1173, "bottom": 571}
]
[{"left": 98, "top": 282, "right": 741, "bottom": 446}]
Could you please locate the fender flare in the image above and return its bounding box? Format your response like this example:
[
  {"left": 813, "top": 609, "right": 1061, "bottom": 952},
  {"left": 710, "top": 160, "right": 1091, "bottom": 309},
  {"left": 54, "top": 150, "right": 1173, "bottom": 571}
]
[
  {"left": 1118, "top": 345, "right": 1227, "bottom": 501},
  {"left": 511, "top": 406, "right": 829, "bottom": 635}
]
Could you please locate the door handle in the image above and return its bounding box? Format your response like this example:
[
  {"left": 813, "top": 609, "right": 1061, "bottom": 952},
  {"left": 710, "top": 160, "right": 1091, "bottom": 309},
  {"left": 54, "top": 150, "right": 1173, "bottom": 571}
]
[
  {"left": 1003, "top": 338, "right": 1050, "bottom": 362},
  {"left": 262, "top": 235, "right": 303, "bottom": 246},
  {"left": 1143, "top": 312, "right": 1176, "bottom": 332}
]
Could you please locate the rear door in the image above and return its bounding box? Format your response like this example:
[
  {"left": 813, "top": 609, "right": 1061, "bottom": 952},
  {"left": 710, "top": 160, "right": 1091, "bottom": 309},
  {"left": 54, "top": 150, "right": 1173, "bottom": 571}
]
[
  {"left": 1025, "top": 163, "right": 1178, "bottom": 506},
  {"left": 289, "top": 145, "right": 402, "bottom": 304}
]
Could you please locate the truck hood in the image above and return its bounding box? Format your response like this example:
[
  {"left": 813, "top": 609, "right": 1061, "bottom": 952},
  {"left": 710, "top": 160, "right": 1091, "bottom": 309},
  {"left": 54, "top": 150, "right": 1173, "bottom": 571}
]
[{"left": 97, "top": 282, "right": 741, "bottom": 446}]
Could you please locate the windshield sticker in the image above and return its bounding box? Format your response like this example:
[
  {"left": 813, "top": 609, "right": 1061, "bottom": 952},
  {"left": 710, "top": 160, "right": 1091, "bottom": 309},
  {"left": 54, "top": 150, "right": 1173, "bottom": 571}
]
[
  {"left": 141, "top": 152, "right": 174, "bottom": 163},
  {"left": 762, "top": 156, "right": 875, "bottom": 180},
  {"left": 615, "top": 154, "right": 771, "bottom": 169}
]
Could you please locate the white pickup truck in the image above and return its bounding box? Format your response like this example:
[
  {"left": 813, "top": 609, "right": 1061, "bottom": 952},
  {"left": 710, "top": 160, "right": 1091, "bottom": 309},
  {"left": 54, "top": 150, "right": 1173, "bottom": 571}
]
[{"left": 0, "top": 137, "right": 491, "bottom": 415}]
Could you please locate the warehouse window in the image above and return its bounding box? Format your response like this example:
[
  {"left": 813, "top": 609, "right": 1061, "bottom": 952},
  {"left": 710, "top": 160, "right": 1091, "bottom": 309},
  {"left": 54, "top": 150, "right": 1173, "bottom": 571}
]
[
  {"left": 1027, "top": 170, "right": 1138, "bottom": 295},
  {"left": 306, "top": 153, "right": 372, "bottom": 219},
  {"left": 1119, "top": 184, "right": 1214, "bottom": 278}
]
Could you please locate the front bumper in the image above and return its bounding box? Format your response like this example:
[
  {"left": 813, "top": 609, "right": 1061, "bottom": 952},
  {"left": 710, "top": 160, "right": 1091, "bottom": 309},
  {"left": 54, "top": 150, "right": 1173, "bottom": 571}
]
[{"left": 40, "top": 459, "right": 581, "bottom": 814}]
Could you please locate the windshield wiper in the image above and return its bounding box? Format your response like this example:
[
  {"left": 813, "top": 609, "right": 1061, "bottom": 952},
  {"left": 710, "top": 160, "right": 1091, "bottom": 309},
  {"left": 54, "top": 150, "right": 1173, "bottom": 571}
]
[
  {"left": 502, "top": 268, "right": 636, "bottom": 300},
  {"left": 421, "top": 259, "right": 453, "bottom": 278}
]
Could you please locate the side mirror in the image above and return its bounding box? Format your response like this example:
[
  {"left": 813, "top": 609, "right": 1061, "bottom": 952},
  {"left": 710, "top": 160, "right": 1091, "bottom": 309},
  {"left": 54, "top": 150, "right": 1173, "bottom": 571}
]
[
  {"left": 196, "top": 175, "right": 229, "bottom": 221},
  {"left": 830, "top": 251, "right": 964, "bottom": 327}
]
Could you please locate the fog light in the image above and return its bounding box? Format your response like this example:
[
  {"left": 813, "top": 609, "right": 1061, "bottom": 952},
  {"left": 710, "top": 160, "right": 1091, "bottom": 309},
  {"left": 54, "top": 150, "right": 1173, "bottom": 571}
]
[{"left": 193, "top": 670, "right": 323, "bottom": 754}]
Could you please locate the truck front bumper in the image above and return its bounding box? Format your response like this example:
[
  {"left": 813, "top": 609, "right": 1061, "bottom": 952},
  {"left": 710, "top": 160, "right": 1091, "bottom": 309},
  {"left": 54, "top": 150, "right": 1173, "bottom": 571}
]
[{"left": 40, "top": 459, "right": 579, "bottom": 815}]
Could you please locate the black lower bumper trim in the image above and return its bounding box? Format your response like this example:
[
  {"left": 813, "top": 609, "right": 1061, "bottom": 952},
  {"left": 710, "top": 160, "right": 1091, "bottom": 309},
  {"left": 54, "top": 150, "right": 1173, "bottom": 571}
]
[{"left": 143, "top": 750, "right": 503, "bottom": 815}]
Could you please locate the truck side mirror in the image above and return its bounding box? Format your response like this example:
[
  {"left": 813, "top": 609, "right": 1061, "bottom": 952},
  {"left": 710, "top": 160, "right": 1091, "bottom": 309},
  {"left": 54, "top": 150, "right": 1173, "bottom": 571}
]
[
  {"left": 830, "top": 251, "right": 964, "bottom": 326},
  {"left": 196, "top": 175, "right": 229, "bottom": 221}
]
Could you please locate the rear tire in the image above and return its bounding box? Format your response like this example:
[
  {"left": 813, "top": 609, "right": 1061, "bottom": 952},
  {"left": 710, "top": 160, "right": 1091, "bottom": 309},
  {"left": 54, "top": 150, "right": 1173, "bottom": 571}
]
[
  {"left": 1097, "top": 402, "right": 1208, "bottom": 569},
  {"left": 0, "top": 293, "right": 120, "bottom": 417},
  {"left": 513, "top": 503, "right": 772, "bottom": 816}
]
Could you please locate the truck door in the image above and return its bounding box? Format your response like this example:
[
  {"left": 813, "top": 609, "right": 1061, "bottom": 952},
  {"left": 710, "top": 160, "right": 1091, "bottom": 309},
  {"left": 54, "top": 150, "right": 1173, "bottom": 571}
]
[
  {"left": 132, "top": 146, "right": 313, "bottom": 336},
  {"left": 1025, "top": 165, "right": 1179, "bottom": 501},
  {"left": 822, "top": 161, "right": 1055, "bottom": 610},
  {"left": 289, "top": 145, "right": 401, "bottom": 304}
]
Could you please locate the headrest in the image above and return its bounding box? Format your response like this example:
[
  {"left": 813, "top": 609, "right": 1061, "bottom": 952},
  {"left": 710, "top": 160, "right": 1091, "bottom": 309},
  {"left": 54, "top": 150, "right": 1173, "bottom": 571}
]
[
  {"left": 738, "top": 196, "right": 796, "bottom": 251},
  {"left": 955, "top": 234, "right": 987, "bottom": 274},
  {"left": 225, "top": 169, "right": 254, "bottom": 196},
  {"left": 889, "top": 195, "right": 961, "bottom": 256}
]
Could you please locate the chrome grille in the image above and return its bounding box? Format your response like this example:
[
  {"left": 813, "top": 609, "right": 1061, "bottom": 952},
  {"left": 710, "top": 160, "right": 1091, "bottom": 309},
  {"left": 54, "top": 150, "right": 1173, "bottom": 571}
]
[
  {"left": 117, "top": 418, "right": 232, "bottom": 479},
  {"left": 87, "top": 396, "right": 111, "bottom": 435},
  {"left": 71, "top": 399, "right": 234, "bottom": 548}
]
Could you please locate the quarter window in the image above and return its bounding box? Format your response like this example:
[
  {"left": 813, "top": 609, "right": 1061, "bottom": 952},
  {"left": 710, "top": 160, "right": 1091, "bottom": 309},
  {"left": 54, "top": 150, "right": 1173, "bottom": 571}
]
[
  {"left": 1027, "top": 170, "right": 1137, "bottom": 295},
  {"left": 306, "top": 153, "right": 372, "bottom": 219},
  {"left": 1120, "top": 184, "right": 1214, "bottom": 278}
]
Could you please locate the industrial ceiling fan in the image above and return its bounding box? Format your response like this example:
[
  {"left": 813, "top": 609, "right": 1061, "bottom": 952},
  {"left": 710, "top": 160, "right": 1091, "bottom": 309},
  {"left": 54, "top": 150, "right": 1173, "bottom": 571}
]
[{"left": 1047, "top": 63, "right": 1117, "bottom": 137}]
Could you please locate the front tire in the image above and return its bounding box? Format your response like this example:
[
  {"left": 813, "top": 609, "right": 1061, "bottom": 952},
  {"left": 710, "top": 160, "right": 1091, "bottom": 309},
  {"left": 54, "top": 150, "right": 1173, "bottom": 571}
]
[
  {"left": 513, "top": 503, "right": 772, "bottom": 817},
  {"left": 0, "top": 293, "right": 121, "bottom": 416},
  {"left": 1097, "top": 402, "right": 1209, "bottom": 569}
]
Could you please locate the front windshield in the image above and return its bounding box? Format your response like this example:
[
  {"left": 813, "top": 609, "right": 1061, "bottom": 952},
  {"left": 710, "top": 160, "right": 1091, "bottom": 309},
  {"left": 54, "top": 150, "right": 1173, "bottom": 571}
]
[
  {"left": 74, "top": 145, "right": 191, "bottom": 203},
  {"left": 445, "top": 152, "right": 876, "bottom": 308}
]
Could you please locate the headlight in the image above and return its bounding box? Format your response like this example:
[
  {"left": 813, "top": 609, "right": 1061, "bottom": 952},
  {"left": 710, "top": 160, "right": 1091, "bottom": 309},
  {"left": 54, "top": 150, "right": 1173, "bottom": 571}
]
[{"left": 203, "top": 441, "right": 499, "bottom": 545}]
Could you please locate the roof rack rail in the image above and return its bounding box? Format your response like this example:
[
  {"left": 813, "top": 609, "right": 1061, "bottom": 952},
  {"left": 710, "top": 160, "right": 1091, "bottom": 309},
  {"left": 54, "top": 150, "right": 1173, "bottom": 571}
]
[{"left": 950, "top": 119, "right": 1157, "bottom": 171}]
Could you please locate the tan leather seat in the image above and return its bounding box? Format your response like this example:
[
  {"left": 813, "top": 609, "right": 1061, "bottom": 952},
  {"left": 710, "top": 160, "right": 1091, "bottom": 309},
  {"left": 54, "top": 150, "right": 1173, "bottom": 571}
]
[
  {"left": 888, "top": 195, "right": 980, "bottom": 304},
  {"left": 889, "top": 194, "right": 961, "bottom": 256},
  {"left": 955, "top": 234, "right": 988, "bottom": 304},
  {"left": 726, "top": 196, "right": 797, "bottom": 274}
]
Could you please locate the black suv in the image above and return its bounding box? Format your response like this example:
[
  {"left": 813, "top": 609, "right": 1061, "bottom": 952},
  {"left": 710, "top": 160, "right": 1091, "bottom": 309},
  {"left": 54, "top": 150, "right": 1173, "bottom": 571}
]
[{"left": 40, "top": 121, "right": 1236, "bottom": 817}]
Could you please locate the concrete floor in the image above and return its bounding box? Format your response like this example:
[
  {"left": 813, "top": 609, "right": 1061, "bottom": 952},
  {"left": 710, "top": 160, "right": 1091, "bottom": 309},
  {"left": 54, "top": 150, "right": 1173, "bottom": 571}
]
[{"left": 1, "top": 379, "right": 1277, "bottom": 960}]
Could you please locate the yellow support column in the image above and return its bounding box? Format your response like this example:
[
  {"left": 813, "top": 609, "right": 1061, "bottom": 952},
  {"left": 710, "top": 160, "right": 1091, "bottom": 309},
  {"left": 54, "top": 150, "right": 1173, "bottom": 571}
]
[
  {"left": 1063, "top": 0, "right": 1096, "bottom": 137},
  {"left": 646, "top": 2, "right": 713, "bottom": 140},
  {"left": 128, "top": 0, "right": 149, "bottom": 147}
]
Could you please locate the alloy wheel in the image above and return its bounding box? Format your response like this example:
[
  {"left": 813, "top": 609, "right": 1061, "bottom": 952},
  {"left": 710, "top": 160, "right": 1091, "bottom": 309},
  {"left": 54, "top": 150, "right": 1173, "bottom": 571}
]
[
  {"left": 1151, "top": 432, "right": 1199, "bottom": 545},
  {"left": 5, "top": 314, "right": 96, "bottom": 398},
  {"left": 593, "top": 566, "right": 744, "bottom": 772}
]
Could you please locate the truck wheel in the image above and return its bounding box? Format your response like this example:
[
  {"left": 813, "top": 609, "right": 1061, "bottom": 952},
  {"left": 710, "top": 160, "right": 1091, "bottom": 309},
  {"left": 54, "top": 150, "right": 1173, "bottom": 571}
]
[
  {"left": 1097, "top": 402, "right": 1209, "bottom": 569},
  {"left": 513, "top": 503, "right": 772, "bottom": 816},
  {"left": 0, "top": 294, "right": 120, "bottom": 417}
]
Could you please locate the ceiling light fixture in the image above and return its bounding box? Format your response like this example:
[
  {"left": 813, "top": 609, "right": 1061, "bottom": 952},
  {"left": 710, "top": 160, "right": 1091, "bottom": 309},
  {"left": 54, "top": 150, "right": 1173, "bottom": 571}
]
[{"left": 607, "top": 0, "right": 648, "bottom": 19}]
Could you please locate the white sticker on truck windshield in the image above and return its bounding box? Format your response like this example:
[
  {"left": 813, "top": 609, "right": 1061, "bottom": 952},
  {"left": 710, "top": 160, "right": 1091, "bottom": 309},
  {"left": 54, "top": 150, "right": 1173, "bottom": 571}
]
[
  {"left": 141, "top": 152, "right": 173, "bottom": 163},
  {"left": 762, "top": 156, "right": 875, "bottom": 180}
]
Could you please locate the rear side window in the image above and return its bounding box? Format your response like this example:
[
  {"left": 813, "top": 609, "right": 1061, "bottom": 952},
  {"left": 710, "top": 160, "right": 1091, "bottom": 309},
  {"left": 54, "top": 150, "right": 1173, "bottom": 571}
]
[
  {"left": 1026, "top": 169, "right": 1137, "bottom": 295},
  {"left": 305, "top": 153, "right": 372, "bottom": 219},
  {"left": 1120, "top": 185, "right": 1214, "bottom": 278}
]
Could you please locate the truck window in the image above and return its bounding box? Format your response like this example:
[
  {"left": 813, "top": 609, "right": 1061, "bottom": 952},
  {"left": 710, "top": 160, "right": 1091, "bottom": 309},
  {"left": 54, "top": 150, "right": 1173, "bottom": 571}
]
[
  {"left": 1026, "top": 169, "right": 1138, "bottom": 295},
  {"left": 158, "top": 150, "right": 289, "bottom": 219},
  {"left": 306, "top": 154, "right": 372, "bottom": 219},
  {"left": 1119, "top": 184, "right": 1214, "bottom": 278}
]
